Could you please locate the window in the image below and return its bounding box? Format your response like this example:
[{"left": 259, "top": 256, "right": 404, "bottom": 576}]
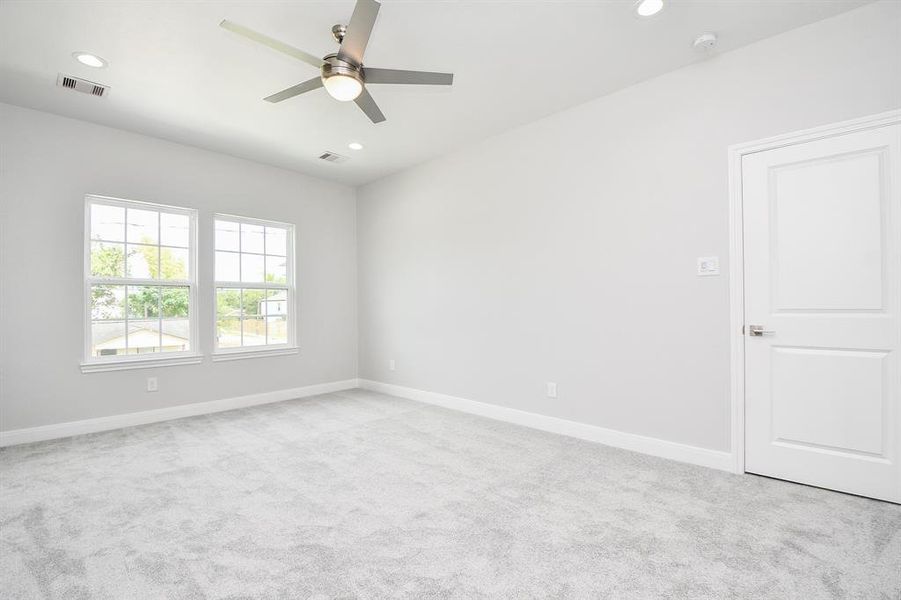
[
  {"left": 83, "top": 196, "right": 199, "bottom": 372},
  {"left": 213, "top": 215, "right": 295, "bottom": 358}
]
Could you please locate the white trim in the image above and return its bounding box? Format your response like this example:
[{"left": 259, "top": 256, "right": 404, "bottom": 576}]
[
  {"left": 359, "top": 380, "right": 733, "bottom": 472},
  {"left": 211, "top": 346, "right": 299, "bottom": 362},
  {"left": 728, "top": 137, "right": 747, "bottom": 475},
  {"left": 726, "top": 109, "right": 901, "bottom": 475},
  {"left": 0, "top": 379, "right": 360, "bottom": 447},
  {"left": 81, "top": 353, "right": 203, "bottom": 373}
]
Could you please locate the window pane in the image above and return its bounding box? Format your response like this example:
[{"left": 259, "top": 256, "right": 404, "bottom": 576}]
[
  {"left": 267, "top": 316, "right": 288, "bottom": 345},
  {"left": 90, "top": 242, "right": 125, "bottom": 277},
  {"left": 161, "top": 319, "right": 190, "bottom": 353},
  {"left": 127, "top": 286, "right": 160, "bottom": 318},
  {"left": 91, "top": 285, "right": 125, "bottom": 320},
  {"left": 126, "top": 208, "right": 159, "bottom": 245},
  {"left": 215, "top": 220, "right": 239, "bottom": 251},
  {"left": 263, "top": 289, "right": 288, "bottom": 316},
  {"left": 161, "top": 247, "right": 189, "bottom": 280},
  {"left": 265, "top": 255, "right": 287, "bottom": 284},
  {"left": 127, "top": 245, "right": 159, "bottom": 279},
  {"left": 161, "top": 286, "right": 189, "bottom": 318},
  {"left": 92, "top": 320, "right": 126, "bottom": 357},
  {"left": 216, "top": 288, "right": 242, "bottom": 318},
  {"left": 242, "top": 317, "right": 266, "bottom": 346},
  {"left": 215, "top": 251, "right": 239, "bottom": 281},
  {"left": 242, "top": 289, "right": 266, "bottom": 316},
  {"left": 241, "top": 223, "right": 264, "bottom": 254},
  {"left": 128, "top": 320, "right": 160, "bottom": 354},
  {"left": 241, "top": 254, "right": 264, "bottom": 283},
  {"left": 216, "top": 317, "right": 241, "bottom": 348},
  {"left": 265, "top": 227, "right": 287, "bottom": 256},
  {"left": 160, "top": 212, "right": 189, "bottom": 248},
  {"left": 91, "top": 204, "right": 125, "bottom": 242},
  {"left": 88, "top": 199, "right": 197, "bottom": 363}
]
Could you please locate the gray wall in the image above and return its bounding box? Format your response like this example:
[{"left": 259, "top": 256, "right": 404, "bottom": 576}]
[
  {"left": 0, "top": 104, "right": 358, "bottom": 431},
  {"left": 356, "top": 1, "right": 901, "bottom": 452}
]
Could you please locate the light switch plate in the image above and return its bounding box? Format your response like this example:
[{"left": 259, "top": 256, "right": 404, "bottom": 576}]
[
  {"left": 697, "top": 256, "right": 720, "bottom": 276},
  {"left": 546, "top": 382, "right": 557, "bottom": 399}
]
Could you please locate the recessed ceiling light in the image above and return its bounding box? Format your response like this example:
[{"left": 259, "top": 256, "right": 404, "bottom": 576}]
[
  {"left": 72, "top": 52, "right": 107, "bottom": 68},
  {"left": 635, "top": 0, "right": 664, "bottom": 17},
  {"left": 348, "top": 142, "right": 364, "bottom": 151}
]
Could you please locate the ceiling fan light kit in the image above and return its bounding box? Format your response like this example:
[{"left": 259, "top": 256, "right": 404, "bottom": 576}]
[
  {"left": 221, "top": 0, "right": 453, "bottom": 124},
  {"left": 321, "top": 55, "right": 364, "bottom": 102}
]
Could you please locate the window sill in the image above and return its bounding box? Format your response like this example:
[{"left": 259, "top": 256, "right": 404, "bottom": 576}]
[
  {"left": 211, "top": 347, "right": 299, "bottom": 362},
  {"left": 81, "top": 354, "right": 203, "bottom": 374}
]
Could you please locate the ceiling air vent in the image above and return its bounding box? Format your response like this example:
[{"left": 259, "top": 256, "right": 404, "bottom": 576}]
[
  {"left": 318, "top": 151, "right": 349, "bottom": 163},
  {"left": 56, "top": 74, "right": 109, "bottom": 98}
]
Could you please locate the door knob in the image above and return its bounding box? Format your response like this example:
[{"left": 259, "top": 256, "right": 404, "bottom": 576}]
[{"left": 748, "top": 325, "right": 775, "bottom": 336}]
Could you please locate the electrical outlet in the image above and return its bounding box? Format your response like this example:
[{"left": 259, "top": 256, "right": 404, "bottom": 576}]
[
  {"left": 146, "top": 377, "right": 158, "bottom": 392},
  {"left": 546, "top": 382, "right": 557, "bottom": 399},
  {"left": 389, "top": 359, "right": 396, "bottom": 371}
]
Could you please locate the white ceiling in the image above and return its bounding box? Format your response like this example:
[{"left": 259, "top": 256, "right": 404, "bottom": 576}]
[{"left": 0, "top": 0, "right": 869, "bottom": 186}]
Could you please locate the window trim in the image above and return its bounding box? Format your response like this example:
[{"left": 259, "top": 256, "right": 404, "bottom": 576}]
[
  {"left": 212, "top": 213, "right": 297, "bottom": 358},
  {"left": 81, "top": 195, "right": 201, "bottom": 373}
]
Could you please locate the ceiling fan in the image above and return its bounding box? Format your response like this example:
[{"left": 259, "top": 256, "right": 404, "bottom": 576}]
[{"left": 221, "top": 0, "right": 453, "bottom": 124}]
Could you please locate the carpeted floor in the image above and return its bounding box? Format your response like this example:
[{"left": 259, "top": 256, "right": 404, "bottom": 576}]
[{"left": 1, "top": 389, "right": 899, "bottom": 599}]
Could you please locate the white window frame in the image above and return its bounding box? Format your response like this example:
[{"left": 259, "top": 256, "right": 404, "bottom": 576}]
[
  {"left": 212, "top": 213, "right": 297, "bottom": 361},
  {"left": 82, "top": 195, "right": 201, "bottom": 373}
]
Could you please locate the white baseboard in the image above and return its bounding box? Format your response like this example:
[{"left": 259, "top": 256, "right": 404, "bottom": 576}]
[
  {"left": 3, "top": 378, "right": 734, "bottom": 473},
  {"left": 359, "top": 379, "right": 734, "bottom": 472},
  {"left": 0, "top": 378, "right": 360, "bottom": 448}
]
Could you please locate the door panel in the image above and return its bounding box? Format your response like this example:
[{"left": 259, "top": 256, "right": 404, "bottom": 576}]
[
  {"left": 772, "top": 150, "right": 885, "bottom": 310},
  {"left": 743, "top": 122, "right": 900, "bottom": 503},
  {"left": 771, "top": 347, "right": 886, "bottom": 456}
]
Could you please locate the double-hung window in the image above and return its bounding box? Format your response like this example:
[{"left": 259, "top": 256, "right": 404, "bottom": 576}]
[
  {"left": 213, "top": 215, "right": 296, "bottom": 358},
  {"left": 83, "top": 195, "right": 199, "bottom": 372}
]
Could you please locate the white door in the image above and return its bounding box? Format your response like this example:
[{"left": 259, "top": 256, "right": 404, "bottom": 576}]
[{"left": 743, "top": 121, "right": 901, "bottom": 503}]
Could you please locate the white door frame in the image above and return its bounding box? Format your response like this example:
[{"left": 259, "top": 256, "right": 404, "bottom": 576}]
[{"left": 728, "top": 109, "right": 901, "bottom": 475}]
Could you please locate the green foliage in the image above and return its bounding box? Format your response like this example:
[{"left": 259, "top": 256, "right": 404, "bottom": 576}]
[
  {"left": 90, "top": 240, "right": 189, "bottom": 321},
  {"left": 126, "top": 286, "right": 189, "bottom": 319},
  {"left": 91, "top": 285, "right": 122, "bottom": 319},
  {"left": 217, "top": 289, "right": 267, "bottom": 317},
  {"left": 243, "top": 290, "right": 267, "bottom": 315},
  {"left": 217, "top": 289, "right": 242, "bottom": 317},
  {"left": 135, "top": 244, "right": 187, "bottom": 280},
  {"left": 160, "top": 288, "right": 189, "bottom": 318},
  {"left": 91, "top": 244, "right": 124, "bottom": 277},
  {"left": 127, "top": 244, "right": 189, "bottom": 318}
]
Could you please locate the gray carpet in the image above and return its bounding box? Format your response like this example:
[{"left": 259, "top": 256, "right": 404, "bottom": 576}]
[{"left": 1, "top": 389, "right": 899, "bottom": 599}]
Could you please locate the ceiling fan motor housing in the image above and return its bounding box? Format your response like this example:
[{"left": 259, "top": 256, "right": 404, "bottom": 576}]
[{"left": 321, "top": 53, "right": 364, "bottom": 84}]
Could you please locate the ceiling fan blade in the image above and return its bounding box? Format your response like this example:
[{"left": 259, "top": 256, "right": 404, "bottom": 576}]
[
  {"left": 363, "top": 68, "right": 453, "bottom": 86},
  {"left": 264, "top": 77, "right": 323, "bottom": 103},
  {"left": 220, "top": 20, "right": 322, "bottom": 69},
  {"left": 337, "top": 0, "right": 380, "bottom": 66},
  {"left": 354, "top": 88, "right": 386, "bottom": 123}
]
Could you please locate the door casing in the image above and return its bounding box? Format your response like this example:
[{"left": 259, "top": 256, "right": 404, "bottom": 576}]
[{"left": 728, "top": 109, "right": 901, "bottom": 475}]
